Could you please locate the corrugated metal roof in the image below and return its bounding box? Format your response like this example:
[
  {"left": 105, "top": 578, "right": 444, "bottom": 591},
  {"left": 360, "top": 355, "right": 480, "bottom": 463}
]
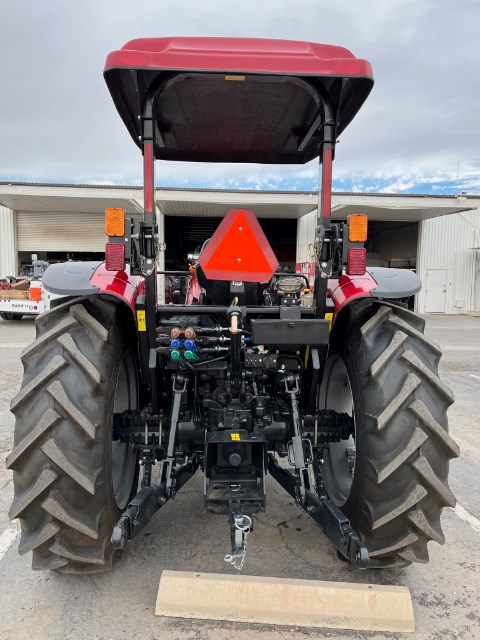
[
  {"left": 331, "top": 203, "right": 473, "bottom": 222},
  {"left": 1, "top": 181, "right": 479, "bottom": 201},
  {"left": 0, "top": 194, "right": 143, "bottom": 215},
  {"left": 0, "top": 183, "right": 477, "bottom": 222}
]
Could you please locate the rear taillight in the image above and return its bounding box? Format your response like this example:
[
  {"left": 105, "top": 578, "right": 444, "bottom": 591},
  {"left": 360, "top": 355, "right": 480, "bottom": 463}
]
[
  {"left": 105, "top": 243, "right": 125, "bottom": 271},
  {"left": 346, "top": 248, "right": 366, "bottom": 275}
]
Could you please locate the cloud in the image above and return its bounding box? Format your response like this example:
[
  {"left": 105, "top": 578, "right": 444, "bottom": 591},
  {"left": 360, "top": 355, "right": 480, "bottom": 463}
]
[{"left": 0, "top": 0, "right": 479, "bottom": 194}]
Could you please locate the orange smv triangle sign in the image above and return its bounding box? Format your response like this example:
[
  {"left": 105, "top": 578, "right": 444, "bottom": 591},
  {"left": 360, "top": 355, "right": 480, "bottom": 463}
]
[{"left": 198, "top": 208, "right": 279, "bottom": 283}]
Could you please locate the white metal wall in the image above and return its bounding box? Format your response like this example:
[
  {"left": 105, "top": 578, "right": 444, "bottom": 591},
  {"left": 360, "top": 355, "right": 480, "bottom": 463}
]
[
  {"left": 16, "top": 211, "right": 105, "bottom": 252},
  {"left": 297, "top": 207, "right": 480, "bottom": 315},
  {"left": 296, "top": 213, "right": 418, "bottom": 267},
  {"left": 0, "top": 206, "right": 17, "bottom": 277},
  {"left": 367, "top": 223, "right": 418, "bottom": 267},
  {"left": 416, "top": 206, "right": 480, "bottom": 314},
  {"left": 296, "top": 210, "right": 316, "bottom": 264}
]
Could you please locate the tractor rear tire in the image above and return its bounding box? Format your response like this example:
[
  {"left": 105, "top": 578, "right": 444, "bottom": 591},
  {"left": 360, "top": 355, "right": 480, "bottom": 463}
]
[
  {"left": 7, "top": 297, "right": 139, "bottom": 573},
  {"left": 1, "top": 312, "right": 23, "bottom": 320},
  {"left": 320, "top": 301, "right": 459, "bottom": 567}
]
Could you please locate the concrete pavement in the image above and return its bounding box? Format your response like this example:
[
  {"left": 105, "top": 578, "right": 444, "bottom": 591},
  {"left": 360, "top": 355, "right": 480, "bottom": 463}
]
[{"left": 0, "top": 313, "right": 479, "bottom": 640}]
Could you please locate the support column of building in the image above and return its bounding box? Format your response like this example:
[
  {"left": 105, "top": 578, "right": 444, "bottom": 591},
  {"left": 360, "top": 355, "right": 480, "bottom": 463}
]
[
  {"left": 156, "top": 206, "right": 166, "bottom": 303},
  {"left": 0, "top": 206, "right": 17, "bottom": 278},
  {"left": 474, "top": 230, "right": 480, "bottom": 312},
  {"left": 295, "top": 210, "right": 317, "bottom": 285}
]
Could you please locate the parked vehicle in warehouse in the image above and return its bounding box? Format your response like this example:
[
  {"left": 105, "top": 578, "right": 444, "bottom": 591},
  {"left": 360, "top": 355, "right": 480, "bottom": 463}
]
[{"left": 8, "top": 37, "right": 458, "bottom": 574}]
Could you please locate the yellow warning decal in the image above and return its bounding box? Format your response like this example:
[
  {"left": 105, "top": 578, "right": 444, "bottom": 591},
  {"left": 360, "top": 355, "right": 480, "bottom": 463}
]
[
  {"left": 225, "top": 75, "right": 245, "bottom": 81},
  {"left": 230, "top": 433, "right": 241, "bottom": 441},
  {"left": 137, "top": 310, "right": 146, "bottom": 332},
  {"left": 325, "top": 313, "right": 333, "bottom": 331},
  {"left": 304, "top": 345, "right": 310, "bottom": 368}
]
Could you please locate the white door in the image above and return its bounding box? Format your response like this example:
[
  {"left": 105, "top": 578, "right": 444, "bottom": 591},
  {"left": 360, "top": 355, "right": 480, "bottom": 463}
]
[{"left": 425, "top": 269, "right": 447, "bottom": 313}]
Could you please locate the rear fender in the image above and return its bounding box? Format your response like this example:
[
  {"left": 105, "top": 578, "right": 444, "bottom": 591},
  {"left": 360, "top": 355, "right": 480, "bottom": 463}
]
[
  {"left": 327, "top": 272, "right": 375, "bottom": 318},
  {"left": 89, "top": 263, "right": 145, "bottom": 310},
  {"left": 328, "top": 267, "right": 421, "bottom": 325},
  {"left": 43, "top": 261, "right": 145, "bottom": 311},
  {"left": 43, "top": 262, "right": 145, "bottom": 384}
]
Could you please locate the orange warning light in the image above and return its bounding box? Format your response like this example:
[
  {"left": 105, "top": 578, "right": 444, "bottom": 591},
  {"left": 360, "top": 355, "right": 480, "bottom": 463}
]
[
  {"left": 105, "top": 208, "right": 125, "bottom": 237},
  {"left": 348, "top": 214, "right": 368, "bottom": 242}
]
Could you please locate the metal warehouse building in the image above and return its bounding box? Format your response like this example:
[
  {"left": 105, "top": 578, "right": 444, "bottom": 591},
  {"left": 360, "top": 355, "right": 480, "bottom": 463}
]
[{"left": 0, "top": 182, "right": 479, "bottom": 314}]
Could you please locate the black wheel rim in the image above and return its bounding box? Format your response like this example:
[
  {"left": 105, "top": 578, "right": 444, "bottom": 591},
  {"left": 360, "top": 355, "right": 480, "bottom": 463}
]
[
  {"left": 319, "top": 352, "right": 356, "bottom": 506},
  {"left": 112, "top": 350, "right": 138, "bottom": 509}
]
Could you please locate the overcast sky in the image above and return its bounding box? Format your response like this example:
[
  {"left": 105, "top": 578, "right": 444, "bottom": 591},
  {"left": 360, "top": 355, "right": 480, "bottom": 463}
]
[{"left": 0, "top": 0, "right": 479, "bottom": 194}]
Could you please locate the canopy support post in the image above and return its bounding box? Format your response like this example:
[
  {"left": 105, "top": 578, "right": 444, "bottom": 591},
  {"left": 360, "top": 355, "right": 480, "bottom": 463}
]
[
  {"left": 140, "top": 85, "right": 160, "bottom": 412},
  {"left": 314, "top": 97, "right": 336, "bottom": 319}
]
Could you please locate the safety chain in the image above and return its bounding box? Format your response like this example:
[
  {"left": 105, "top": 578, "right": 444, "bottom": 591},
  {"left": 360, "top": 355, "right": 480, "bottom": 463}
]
[
  {"left": 140, "top": 236, "right": 166, "bottom": 276},
  {"left": 224, "top": 514, "right": 252, "bottom": 571},
  {"left": 308, "top": 243, "right": 331, "bottom": 279},
  {"left": 155, "top": 237, "right": 166, "bottom": 268}
]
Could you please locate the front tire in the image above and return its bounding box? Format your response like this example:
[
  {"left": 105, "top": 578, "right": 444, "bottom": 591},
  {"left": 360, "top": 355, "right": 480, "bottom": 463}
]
[
  {"left": 320, "top": 302, "right": 459, "bottom": 567},
  {"left": 7, "top": 297, "right": 139, "bottom": 573}
]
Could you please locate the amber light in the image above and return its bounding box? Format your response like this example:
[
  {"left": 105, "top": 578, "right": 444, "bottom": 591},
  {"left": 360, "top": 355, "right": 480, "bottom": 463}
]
[
  {"left": 105, "top": 243, "right": 125, "bottom": 271},
  {"left": 105, "top": 208, "right": 125, "bottom": 237},
  {"left": 347, "top": 248, "right": 367, "bottom": 275},
  {"left": 348, "top": 214, "right": 368, "bottom": 242}
]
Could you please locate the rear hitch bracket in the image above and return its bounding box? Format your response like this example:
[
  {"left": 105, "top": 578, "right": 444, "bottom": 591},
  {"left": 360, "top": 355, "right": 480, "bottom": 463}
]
[{"left": 224, "top": 499, "right": 253, "bottom": 571}]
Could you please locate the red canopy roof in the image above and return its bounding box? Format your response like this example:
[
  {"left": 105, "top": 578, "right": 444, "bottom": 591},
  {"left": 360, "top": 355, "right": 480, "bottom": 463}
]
[{"left": 104, "top": 37, "right": 374, "bottom": 164}]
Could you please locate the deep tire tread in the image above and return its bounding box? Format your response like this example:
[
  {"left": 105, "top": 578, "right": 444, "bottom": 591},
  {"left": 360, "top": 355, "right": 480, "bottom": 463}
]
[
  {"left": 6, "top": 408, "right": 61, "bottom": 468},
  {"left": 46, "top": 380, "right": 96, "bottom": 439},
  {"left": 9, "top": 468, "right": 59, "bottom": 519},
  {"left": 409, "top": 400, "right": 459, "bottom": 457},
  {"left": 375, "top": 427, "right": 428, "bottom": 483},
  {"left": 370, "top": 485, "right": 428, "bottom": 530},
  {"left": 49, "top": 539, "right": 106, "bottom": 565},
  {"left": 407, "top": 508, "right": 445, "bottom": 545},
  {"left": 40, "top": 496, "right": 100, "bottom": 540},
  {"left": 57, "top": 333, "right": 103, "bottom": 384},
  {"left": 70, "top": 303, "right": 109, "bottom": 342},
  {"left": 411, "top": 456, "right": 456, "bottom": 507},
  {"left": 20, "top": 316, "right": 78, "bottom": 361},
  {"left": 8, "top": 297, "right": 131, "bottom": 573},
  {"left": 368, "top": 532, "right": 419, "bottom": 557},
  {"left": 374, "top": 372, "right": 421, "bottom": 431},
  {"left": 10, "top": 356, "right": 67, "bottom": 411},
  {"left": 330, "top": 302, "right": 457, "bottom": 567},
  {"left": 370, "top": 330, "right": 408, "bottom": 380},
  {"left": 18, "top": 522, "right": 61, "bottom": 556},
  {"left": 41, "top": 437, "right": 97, "bottom": 495}
]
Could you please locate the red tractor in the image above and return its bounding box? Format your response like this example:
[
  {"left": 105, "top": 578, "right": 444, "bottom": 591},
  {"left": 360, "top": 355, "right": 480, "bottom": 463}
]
[{"left": 8, "top": 37, "right": 458, "bottom": 573}]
